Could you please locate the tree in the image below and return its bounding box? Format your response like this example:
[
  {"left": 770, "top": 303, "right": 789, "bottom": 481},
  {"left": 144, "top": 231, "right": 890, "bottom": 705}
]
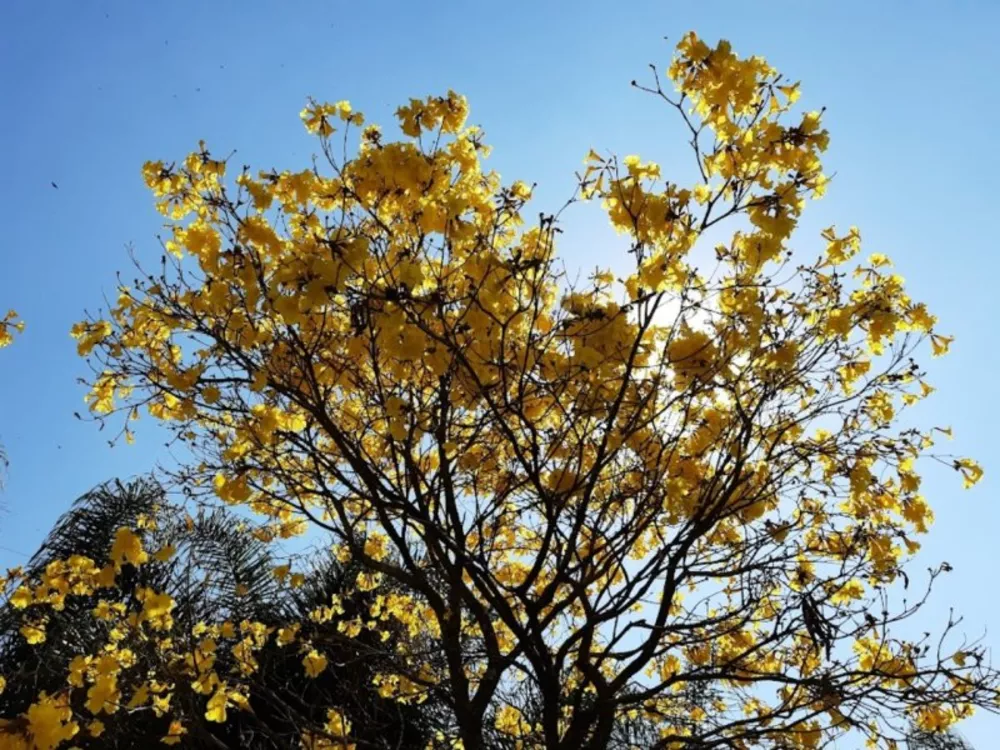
[
  {"left": 0, "top": 478, "right": 449, "bottom": 747},
  {"left": 9, "top": 30, "right": 996, "bottom": 749}
]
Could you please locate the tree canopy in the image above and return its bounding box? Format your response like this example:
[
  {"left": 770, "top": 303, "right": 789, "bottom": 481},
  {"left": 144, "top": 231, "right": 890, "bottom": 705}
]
[{"left": 0, "top": 30, "right": 995, "bottom": 750}]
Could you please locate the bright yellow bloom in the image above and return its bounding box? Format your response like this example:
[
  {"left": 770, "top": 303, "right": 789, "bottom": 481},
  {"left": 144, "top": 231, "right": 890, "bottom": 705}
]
[
  {"left": 0, "top": 310, "right": 24, "bottom": 348},
  {"left": 302, "top": 648, "right": 328, "bottom": 678},
  {"left": 110, "top": 527, "right": 148, "bottom": 568}
]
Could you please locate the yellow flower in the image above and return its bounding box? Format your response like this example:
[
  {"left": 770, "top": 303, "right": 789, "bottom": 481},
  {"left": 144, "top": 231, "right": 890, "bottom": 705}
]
[
  {"left": 930, "top": 333, "right": 954, "bottom": 357},
  {"left": 137, "top": 587, "right": 175, "bottom": 630},
  {"left": 110, "top": 527, "right": 148, "bottom": 568},
  {"left": 300, "top": 101, "right": 336, "bottom": 137},
  {"left": 86, "top": 673, "right": 120, "bottom": 714},
  {"left": 152, "top": 543, "right": 176, "bottom": 562},
  {"left": 9, "top": 585, "right": 32, "bottom": 609},
  {"left": 494, "top": 705, "right": 530, "bottom": 737},
  {"left": 20, "top": 621, "right": 46, "bottom": 645},
  {"left": 205, "top": 686, "right": 229, "bottom": 723},
  {"left": 26, "top": 693, "right": 79, "bottom": 750},
  {"left": 955, "top": 458, "right": 984, "bottom": 489},
  {"left": 161, "top": 720, "right": 187, "bottom": 745},
  {"left": 326, "top": 707, "right": 351, "bottom": 734},
  {"left": 302, "top": 649, "right": 328, "bottom": 678},
  {"left": 276, "top": 623, "right": 300, "bottom": 646},
  {"left": 0, "top": 309, "right": 24, "bottom": 348},
  {"left": 85, "top": 371, "right": 119, "bottom": 414},
  {"left": 69, "top": 319, "right": 111, "bottom": 356}
]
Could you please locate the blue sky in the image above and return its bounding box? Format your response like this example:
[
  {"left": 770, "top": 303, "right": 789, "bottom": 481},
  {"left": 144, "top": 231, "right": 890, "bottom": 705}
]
[{"left": 1, "top": 0, "right": 998, "bottom": 742}]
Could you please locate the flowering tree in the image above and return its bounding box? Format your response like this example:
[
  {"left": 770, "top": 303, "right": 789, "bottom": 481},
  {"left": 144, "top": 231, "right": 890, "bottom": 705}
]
[{"left": 2, "top": 31, "right": 995, "bottom": 749}]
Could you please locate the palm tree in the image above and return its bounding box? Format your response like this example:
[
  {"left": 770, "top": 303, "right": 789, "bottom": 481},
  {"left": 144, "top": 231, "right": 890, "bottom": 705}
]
[
  {"left": 907, "top": 727, "right": 976, "bottom": 749},
  {"left": 0, "top": 478, "right": 167, "bottom": 711},
  {"left": 0, "top": 477, "right": 449, "bottom": 748}
]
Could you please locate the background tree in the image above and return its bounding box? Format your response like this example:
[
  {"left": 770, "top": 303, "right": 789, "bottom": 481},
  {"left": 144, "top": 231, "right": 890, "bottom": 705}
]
[
  {"left": 907, "top": 726, "right": 976, "bottom": 749},
  {"left": 7, "top": 30, "right": 995, "bottom": 749},
  {"left": 0, "top": 478, "right": 449, "bottom": 748}
]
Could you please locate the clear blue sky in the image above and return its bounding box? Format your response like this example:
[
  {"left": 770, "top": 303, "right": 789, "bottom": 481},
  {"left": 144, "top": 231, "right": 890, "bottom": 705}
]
[{"left": 1, "top": 1, "right": 997, "bottom": 742}]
